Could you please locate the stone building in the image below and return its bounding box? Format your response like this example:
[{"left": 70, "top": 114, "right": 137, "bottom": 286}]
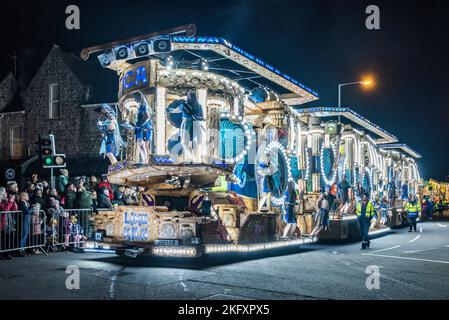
[{"left": 0, "top": 45, "right": 118, "bottom": 187}]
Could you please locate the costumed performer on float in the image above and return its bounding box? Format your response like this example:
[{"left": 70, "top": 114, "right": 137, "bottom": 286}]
[
  {"left": 122, "top": 94, "right": 153, "bottom": 164},
  {"left": 257, "top": 150, "right": 279, "bottom": 211},
  {"left": 180, "top": 90, "right": 205, "bottom": 162},
  {"left": 97, "top": 104, "right": 124, "bottom": 164},
  {"left": 282, "top": 180, "right": 298, "bottom": 239}
]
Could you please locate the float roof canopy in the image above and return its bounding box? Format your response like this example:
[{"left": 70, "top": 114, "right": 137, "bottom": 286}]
[
  {"left": 377, "top": 144, "right": 422, "bottom": 159},
  {"left": 102, "top": 36, "right": 320, "bottom": 106},
  {"left": 170, "top": 37, "right": 319, "bottom": 105},
  {"left": 292, "top": 107, "right": 399, "bottom": 144}
]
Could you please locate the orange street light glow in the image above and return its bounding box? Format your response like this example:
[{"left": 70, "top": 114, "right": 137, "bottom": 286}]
[{"left": 361, "top": 75, "right": 375, "bottom": 89}]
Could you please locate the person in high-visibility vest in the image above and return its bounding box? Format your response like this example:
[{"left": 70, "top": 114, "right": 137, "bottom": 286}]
[
  {"left": 356, "top": 193, "right": 377, "bottom": 250},
  {"left": 405, "top": 195, "right": 421, "bottom": 232}
]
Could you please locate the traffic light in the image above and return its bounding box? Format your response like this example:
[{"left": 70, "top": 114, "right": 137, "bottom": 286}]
[{"left": 39, "top": 134, "right": 66, "bottom": 168}]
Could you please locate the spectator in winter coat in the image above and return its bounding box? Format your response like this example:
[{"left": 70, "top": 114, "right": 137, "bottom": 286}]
[
  {"left": 56, "top": 169, "right": 69, "bottom": 195},
  {"left": 30, "top": 189, "right": 46, "bottom": 212},
  {"left": 6, "top": 181, "right": 19, "bottom": 204},
  {"left": 31, "top": 174, "right": 39, "bottom": 185},
  {"left": 97, "top": 187, "right": 114, "bottom": 209},
  {"left": 113, "top": 187, "right": 125, "bottom": 206},
  {"left": 18, "top": 192, "right": 33, "bottom": 256},
  {"left": 76, "top": 186, "right": 93, "bottom": 209},
  {"left": 98, "top": 176, "right": 114, "bottom": 201},
  {"left": 26, "top": 182, "right": 36, "bottom": 199},
  {"left": 89, "top": 176, "right": 99, "bottom": 193},
  {"left": 46, "top": 189, "right": 61, "bottom": 209},
  {"left": 91, "top": 191, "right": 98, "bottom": 213},
  {"left": 0, "top": 187, "right": 17, "bottom": 259},
  {"left": 64, "top": 184, "right": 77, "bottom": 209}
]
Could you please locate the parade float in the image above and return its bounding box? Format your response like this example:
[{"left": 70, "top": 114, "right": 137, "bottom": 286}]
[
  {"left": 422, "top": 179, "right": 449, "bottom": 216},
  {"left": 80, "top": 24, "right": 423, "bottom": 258}
]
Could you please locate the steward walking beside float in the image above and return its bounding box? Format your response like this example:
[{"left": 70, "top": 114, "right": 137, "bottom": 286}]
[
  {"left": 405, "top": 195, "right": 421, "bottom": 232},
  {"left": 356, "top": 194, "right": 377, "bottom": 250}
]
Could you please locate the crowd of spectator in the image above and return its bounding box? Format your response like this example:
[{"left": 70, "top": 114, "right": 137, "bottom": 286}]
[{"left": 0, "top": 169, "right": 149, "bottom": 260}]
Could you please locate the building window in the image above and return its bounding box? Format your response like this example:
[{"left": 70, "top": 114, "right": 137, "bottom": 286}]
[
  {"left": 49, "top": 83, "right": 60, "bottom": 119},
  {"left": 10, "top": 125, "right": 23, "bottom": 159}
]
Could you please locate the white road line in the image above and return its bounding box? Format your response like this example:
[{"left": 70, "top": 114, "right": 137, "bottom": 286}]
[
  {"left": 180, "top": 281, "right": 190, "bottom": 292},
  {"left": 420, "top": 227, "right": 423, "bottom": 233},
  {"left": 437, "top": 223, "right": 447, "bottom": 228},
  {"left": 445, "top": 245, "right": 449, "bottom": 248},
  {"left": 109, "top": 275, "right": 117, "bottom": 299},
  {"left": 367, "top": 245, "right": 401, "bottom": 255},
  {"left": 409, "top": 235, "right": 421, "bottom": 243},
  {"left": 403, "top": 248, "right": 435, "bottom": 254},
  {"left": 363, "top": 253, "right": 449, "bottom": 265}
]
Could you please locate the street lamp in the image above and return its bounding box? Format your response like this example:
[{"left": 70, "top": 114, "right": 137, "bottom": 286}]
[{"left": 338, "top": 80, "right": 372, "bottom": 108}]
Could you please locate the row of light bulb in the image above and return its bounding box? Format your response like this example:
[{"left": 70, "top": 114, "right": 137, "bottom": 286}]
[
  {"left": 152, "top": 246, "right": 197, "bottom": 257},
  {"left": 204, "top": 238, "right": 311, "bottom": 254}
]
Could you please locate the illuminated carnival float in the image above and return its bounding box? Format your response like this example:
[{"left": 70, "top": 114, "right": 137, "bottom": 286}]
[{"left": 81, "top": 24, "right": 422, "bottom": 257}]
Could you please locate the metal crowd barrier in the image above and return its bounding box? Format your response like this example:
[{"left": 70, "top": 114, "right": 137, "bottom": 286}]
[
  {"left": 0, "top": 210, "right": 47, "bottom": 255},
  {"left": 47, "top": 208, "right": 96, "bottom": 251}
]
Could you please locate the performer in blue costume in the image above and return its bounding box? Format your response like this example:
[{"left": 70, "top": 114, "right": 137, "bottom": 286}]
[
  {"left": 97, "top": 104, "right": 124, "bottom": 164},
  {"left": 134, "top": 103, "right": 153, "bottom": 163},
  {"left": 257, "top": 151, "right": 278, "bottom": 211},
  {"left": 282, "top": 180, "right": 298, "bottom": 239},
  {"left": 180, "top": 91, "right": 205, "bottom": 162}
]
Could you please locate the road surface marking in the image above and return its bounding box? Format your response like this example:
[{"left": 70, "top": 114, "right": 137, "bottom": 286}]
[
  {"left": 437, "top": 223, "right": 447, "bottom": 228},
  {"left": 409, "top": 235, "right": 421, "bottom": 243},
  {"left": 445, "top": 245, "right": 449, "bottom": 248},
  {"left": 368, "top": 245, "right": 401, "bottom": 254},
  {"left": 180, "top": 281, "right": 190, "bottom": 292},
  {"left": 403, "top": 248, "right": 435, "bottom": 254},
  {"left": 363, "top": 253, "right": 449, "bottom": 265},
  {"left": 420, "top": 227, "right": 423, "bottom": 233},
  {"left": 109, "top": 275, "right": 117, "bottom": 299}
]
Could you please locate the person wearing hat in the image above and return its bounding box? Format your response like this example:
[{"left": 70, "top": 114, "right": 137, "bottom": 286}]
[
  {"left": 56, "top": 169, "right": 69, "bottom": 195},
  {"left": 356, "top": 193, "right": 377, "bottom": 250},
  {"left": 405, "top": 194, "right": 421, "bottom": 232}
]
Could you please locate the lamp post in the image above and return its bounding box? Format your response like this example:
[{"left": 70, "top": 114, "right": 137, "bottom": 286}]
[
  {"left": 338, "top": 81, "right": 371, "bottom": 108},
  {"left": 337, "top": 80, "right": 372, "bottom": 124}
]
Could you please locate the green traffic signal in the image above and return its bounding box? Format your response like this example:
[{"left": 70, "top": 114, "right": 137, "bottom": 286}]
[{"left": 43, "top": 157, "right": 53, "bottom": 166}]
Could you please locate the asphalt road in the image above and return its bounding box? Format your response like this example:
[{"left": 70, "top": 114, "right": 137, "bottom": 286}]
[{"left": 1, "top": 220, "right": 448, "bottom": 300}]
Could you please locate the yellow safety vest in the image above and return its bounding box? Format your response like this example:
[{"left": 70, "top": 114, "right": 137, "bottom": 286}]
[
  {"left": 356, "top": 201, "right": 376, "bottom": 218},
  {"left": 405, "top": 202, "right": 421, "bottom": 214}
]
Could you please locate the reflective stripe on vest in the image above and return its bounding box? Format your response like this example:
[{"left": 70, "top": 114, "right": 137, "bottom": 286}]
[
  {"left": 356, "top": 202, "right": 375, "bottom": 218},
  {"left": 405, "top": 202, "right": 420, "bottom": 213}
]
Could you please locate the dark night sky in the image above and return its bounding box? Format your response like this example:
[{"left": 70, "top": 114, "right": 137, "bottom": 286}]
[{"left": 1, "top": 0, "right": 448, "bottom": 180}]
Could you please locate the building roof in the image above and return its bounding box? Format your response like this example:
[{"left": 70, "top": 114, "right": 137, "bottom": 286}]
[
  {"left": 57, "top": 45, "right": 118, "bottom": 104},
  {"left": 0, "top": 72, "right": 18, "bottom": 112},
  {"left": 0, "top": 90, "right": 24, "bottom": 114},
  {"left": 25, "top": 45, "right": 118, "bottom": 106}
]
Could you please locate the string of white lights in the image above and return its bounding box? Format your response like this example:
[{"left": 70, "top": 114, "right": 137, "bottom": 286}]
[
  {"left": 264, "top": 141, "right": 293, "bottom": 206},
  {"left": 219, "top": 112, "right": 254, "bottom": 164},
  {"left": 320, "top": 142, "right": 338, "bottom": 186}
]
